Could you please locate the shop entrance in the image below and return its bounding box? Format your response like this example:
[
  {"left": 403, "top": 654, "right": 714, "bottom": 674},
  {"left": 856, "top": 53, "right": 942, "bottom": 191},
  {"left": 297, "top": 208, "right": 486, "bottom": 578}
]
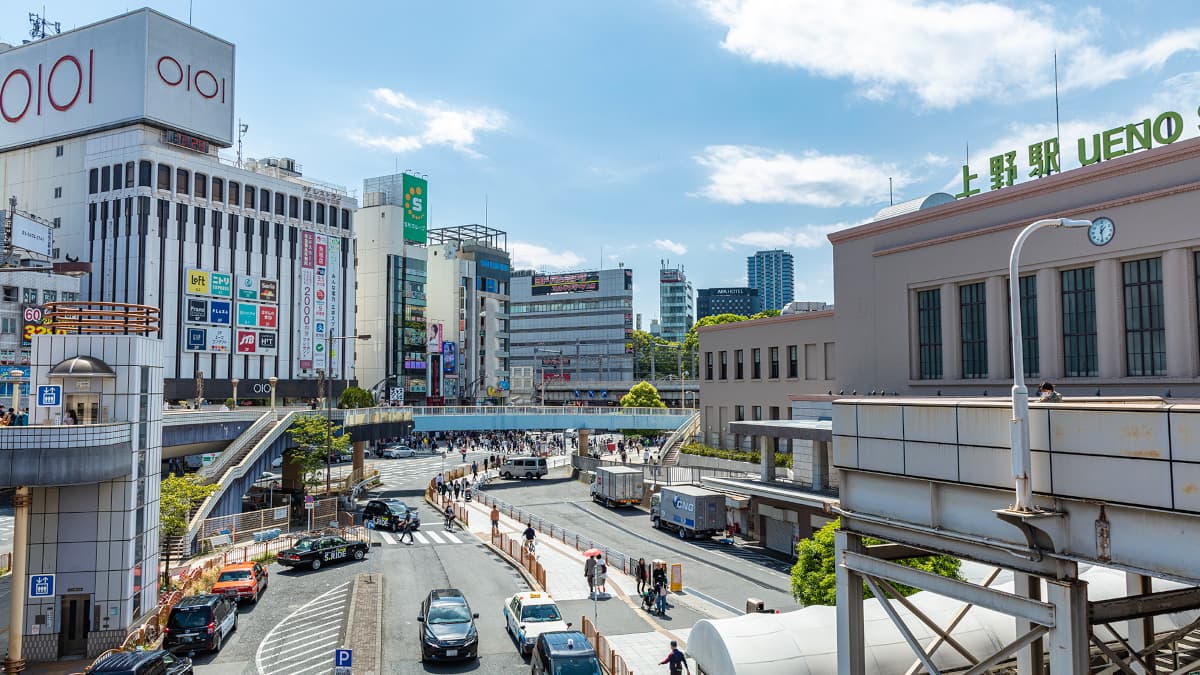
[
  {"left": 65, "top": 393, "right": 102, "bottom": 424},
  {"left": 59, "top": 594, "right": 90, "bottom": 657}
]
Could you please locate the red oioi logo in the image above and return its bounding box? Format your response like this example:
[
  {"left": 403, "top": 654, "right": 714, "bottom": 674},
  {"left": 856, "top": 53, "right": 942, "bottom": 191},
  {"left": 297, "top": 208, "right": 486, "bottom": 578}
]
[
  {"left": 1, "top": 50, "right": 94, "bottom": 123},
  {"left": 155, "top": 55, "right": 226, "bottom": 103}
]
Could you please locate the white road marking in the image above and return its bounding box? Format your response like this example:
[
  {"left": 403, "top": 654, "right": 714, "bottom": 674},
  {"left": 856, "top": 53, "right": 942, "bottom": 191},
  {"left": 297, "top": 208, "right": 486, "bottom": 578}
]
[
  {"left": 255, "top": 581, "right": 350, "bottom": 675},
  {"left": 377, "top": 532, "right": 396, "bottom": 545},
  {"left": 413, "top": 532, "right": 429, "bottom": 544},
  {"left": 425, "top": 531, "right": 444, "bottom": 544}
]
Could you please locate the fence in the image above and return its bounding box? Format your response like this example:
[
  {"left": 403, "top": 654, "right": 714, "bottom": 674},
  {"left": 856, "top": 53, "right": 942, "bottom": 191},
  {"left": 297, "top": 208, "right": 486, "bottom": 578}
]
[
  {"left": 197, "top": 501, "right": 293, "bottom": 548},
  {"left": 571, "top": 454, "right": 753, "bottom": 485},
  {"left": 581, "top": 615, "right": 635, "bottom": 675},
  {"left": 491, "top": 530, "right": 548, "bottom": 590}
]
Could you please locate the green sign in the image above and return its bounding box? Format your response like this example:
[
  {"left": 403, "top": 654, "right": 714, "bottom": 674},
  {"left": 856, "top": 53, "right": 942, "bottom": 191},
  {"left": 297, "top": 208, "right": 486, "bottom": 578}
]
[
  {"left": 210, "top": 272, "right": 232, "bottom": 298},
  {"left": 954, "top": 108, "right": 1193, "bottom": 200},
  {"left": 402, "top": 174, "right": 428, "bottom": 244}
]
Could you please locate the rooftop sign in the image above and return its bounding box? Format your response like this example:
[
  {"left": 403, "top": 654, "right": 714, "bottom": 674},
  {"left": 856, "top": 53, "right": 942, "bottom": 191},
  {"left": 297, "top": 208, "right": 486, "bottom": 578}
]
[
  {"left": 0, "top": 9, "right": 234, "bottom": 151},
  {"left": 954, "top": 108, "right": 1192, "bottom": 199}
]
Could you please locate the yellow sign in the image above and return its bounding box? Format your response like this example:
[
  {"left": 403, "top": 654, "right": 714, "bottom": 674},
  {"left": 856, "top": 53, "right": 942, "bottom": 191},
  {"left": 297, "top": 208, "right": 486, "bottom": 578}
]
[{"left": 187, "top": 270, "right": 210, "bottom": 295}]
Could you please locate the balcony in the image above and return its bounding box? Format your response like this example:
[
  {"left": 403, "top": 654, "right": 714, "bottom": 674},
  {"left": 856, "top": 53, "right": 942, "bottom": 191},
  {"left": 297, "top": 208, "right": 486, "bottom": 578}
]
[{"left": 0, "top": 422, "right": 133, "bottom": 486}]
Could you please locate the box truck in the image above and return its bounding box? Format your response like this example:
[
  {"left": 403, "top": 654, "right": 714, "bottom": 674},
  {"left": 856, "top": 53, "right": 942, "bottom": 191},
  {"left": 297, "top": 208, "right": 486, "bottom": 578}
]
[
  {"left": 590, "top": 466, "right": 644, "bottom": 507},
  {"left": 650, "top": 485, "right": 727, "bottom": 539}
]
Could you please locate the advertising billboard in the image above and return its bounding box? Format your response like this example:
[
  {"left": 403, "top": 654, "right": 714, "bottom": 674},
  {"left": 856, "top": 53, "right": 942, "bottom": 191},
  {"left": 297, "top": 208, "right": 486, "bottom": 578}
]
[
  {"left": 0, "top": 9, "right": 235, "bottom": 152},
  {"left": 236, "top": 273, "right": 278, "bottom": 303},
  {"left": 185, "top": 269, "right": 231, "bottom": 298},
  {"left": 402, "top": 174, "right": 427, "bottom": 244},
  {"left": 299, "top": 230, "right": 315, "bottom": 369},
  {"left": 9, "top": 213, "right": 52, "bottom": 257},
  {"left": 313, "top": 235, "right": 328, "bottom": 371},
  {"left": 327, "top": 236, "right": 340, "bottom": 377},
  {"left": 183, "top": 326, "right": 231, "bottom": 353},
  {"left": 21, "top": 305, "right": 66, "bottom": 347},
  {"left": 531, "top": 271, "right": 600, "bottom": 296},
  {"left": 442, "top": 341, "right": 457, "bottom": 375}
]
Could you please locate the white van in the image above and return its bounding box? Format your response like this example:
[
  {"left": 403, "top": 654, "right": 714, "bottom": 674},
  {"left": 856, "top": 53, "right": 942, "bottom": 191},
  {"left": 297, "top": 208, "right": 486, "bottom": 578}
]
[{"left": 500, "top": 456, "right": 549, "bottom": 479}]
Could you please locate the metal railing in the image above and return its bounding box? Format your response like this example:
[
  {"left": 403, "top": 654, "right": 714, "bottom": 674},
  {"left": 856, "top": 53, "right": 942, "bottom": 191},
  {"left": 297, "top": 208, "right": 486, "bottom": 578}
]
[
  {"left": 659, "top": 411, "right": 700, "bottom": 464},
  {"left": 406, "top": 405, "right": 694, "bottom": 417},
  {"left": 571, "top": 454, "right": 753, "bottom": 484},
  {"left": 197, "top": 410, "right": 277, "bottom": 482}
]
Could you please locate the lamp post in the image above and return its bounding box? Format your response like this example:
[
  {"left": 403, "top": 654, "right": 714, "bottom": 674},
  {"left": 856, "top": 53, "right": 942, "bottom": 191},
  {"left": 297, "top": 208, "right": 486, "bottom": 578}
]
[
  {"left": 534, "top": 348, "right": 562, "bottom": 406},
  {"left": 231, "top": 378, "right": 239, "bottom": 409},
  {"left": 10, "top": 369, "right": 23, "bottom": 412},
  {"left": 323, "top": 333, "right": 371, "bottom": 496},
  {"left": 1008, "top": 217, "right": 1090, "bottom": 512},
  {"left": 268, "top": 376, "right": 278, "bottom": 411}
]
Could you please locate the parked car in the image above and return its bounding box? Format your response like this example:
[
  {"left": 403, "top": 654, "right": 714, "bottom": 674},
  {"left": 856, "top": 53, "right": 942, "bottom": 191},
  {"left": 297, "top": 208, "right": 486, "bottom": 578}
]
[
  {"left": 530, "top": 631, "right": 602, "bottom": 675},
  {"left": 277, "top": 535, "right": 369, "bottom": 571},
  {"left": 362, "top": 499, "right": 421, "bottom": 531},
  {"left": 418, "top": 588, "right": 479, "bottom": 662},
  {"left": 500, "top": 456, "right": 548, "bottom": 479},
  {"left": 382, "top": 445, "right": 416, "bottom": 459},
  {"left": 163, "top": 594, "right": 238, "bottom": 654},
  {"left": 89, "top": 649, "right": 193, "bottom": 675},
  {"left": 503, "top": 592, "right": 570, "bottom": 655},
  {"left": 255, "top": 471, "right": 281, "bottom": 489},
  {"left": 211, "top": 561, "right": 269, "bottom": 603}
]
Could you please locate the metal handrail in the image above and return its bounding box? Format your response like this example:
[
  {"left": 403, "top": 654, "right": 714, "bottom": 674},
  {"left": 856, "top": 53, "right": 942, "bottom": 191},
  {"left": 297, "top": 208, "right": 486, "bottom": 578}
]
[{"left": 197, "top": 410, "right": 276, "bottom": 482}]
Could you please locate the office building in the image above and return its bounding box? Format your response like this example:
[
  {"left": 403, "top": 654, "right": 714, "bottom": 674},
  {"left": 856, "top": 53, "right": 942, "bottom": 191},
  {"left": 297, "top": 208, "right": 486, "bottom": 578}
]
[
  {"left": 425, "top": 225, "right": 511, "bottom": 404},
  {"left": 0, "top": 9, "right": 358, "bottom": 403},
  {"left": 658, "top": 262, "right": 693, "bottom": 343},
  {"left": 697, "top": 286, "right": 761, "bottom": 319},
  {"left": 510, "top": 267, "right": 635, "bottom": 389},
  {"left": 747, "top": 249, "right": 794, "bottom": 311}
]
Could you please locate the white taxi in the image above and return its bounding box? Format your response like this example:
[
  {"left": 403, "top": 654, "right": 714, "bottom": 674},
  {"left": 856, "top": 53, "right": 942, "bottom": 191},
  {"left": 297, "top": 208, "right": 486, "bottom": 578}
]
[{"left": 503, "top": 592, "right": 571, "bottom": 656}]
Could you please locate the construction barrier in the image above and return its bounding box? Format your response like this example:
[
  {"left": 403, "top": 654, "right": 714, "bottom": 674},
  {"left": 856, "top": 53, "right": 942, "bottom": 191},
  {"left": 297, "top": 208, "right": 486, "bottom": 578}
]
[
  {"left": 581, "top": 615, "right": 635, "bottom": 675},
  {"left": 491, "top": 529, "right": 548, "bottom": 591}
]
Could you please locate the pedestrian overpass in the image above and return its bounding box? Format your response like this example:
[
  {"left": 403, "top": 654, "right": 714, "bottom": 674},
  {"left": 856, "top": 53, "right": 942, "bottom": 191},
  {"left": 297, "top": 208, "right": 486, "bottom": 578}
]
[{"left": 163, "top": 405, "right": 693, "bottom": 556}]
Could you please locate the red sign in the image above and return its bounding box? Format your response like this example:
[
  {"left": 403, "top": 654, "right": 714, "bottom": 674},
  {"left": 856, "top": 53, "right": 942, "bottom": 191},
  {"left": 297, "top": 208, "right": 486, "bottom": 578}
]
[
  {"left": 258, "top": 305, "right": 277, "bottom": 328},
  {"left": 316, "top": 242, "right": 327, "bottom": 267},
  {"left": 542, "top": 373, "right": 571, "bottom": 382},
  {"left": 2, "top": 50, "right": 94, "bottom": 123},
  {"left": 236, "top": 330, "right": 257, "bottom": 353}
]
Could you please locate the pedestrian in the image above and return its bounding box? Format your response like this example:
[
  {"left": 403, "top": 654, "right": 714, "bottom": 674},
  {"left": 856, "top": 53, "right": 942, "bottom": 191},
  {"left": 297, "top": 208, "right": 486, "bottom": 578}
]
[
  {"left": 643, "top": 448, "right": 650, "bottom": 464},
  {"left": 659, "top": 640, "right": 690, "bottom": 674},
  {"left": 490, "top": 504, "right": 500, "bottom": 533},
  {"left": 1038, "top": 381, "right": 1063, "bottom": 403},
  {"left": 596, "top": 558, "right": 607, "bottom": 594},
  {"left": 452, "top": 482, "right": 461, "bottom": 501},
  {"left": 472, "top": 461, "right": 478, "bottom": 480},
  {"left": 655, "top": 580, "right": 669, "bottom": 616},
  {"left": 584, "top": 555, "right": 597, "bottom": 596},
  {"left": 399, "top": 511, "right": 415, "bottom": 544},
  {"left": 636, "top": 558, "right": 648, "bottom": 594}
]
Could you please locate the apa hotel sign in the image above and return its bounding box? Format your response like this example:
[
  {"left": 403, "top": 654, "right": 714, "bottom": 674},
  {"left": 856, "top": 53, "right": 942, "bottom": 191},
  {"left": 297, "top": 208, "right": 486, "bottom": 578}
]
[{"left": 0, "top": 8, "right": 234, "bottom": 152}]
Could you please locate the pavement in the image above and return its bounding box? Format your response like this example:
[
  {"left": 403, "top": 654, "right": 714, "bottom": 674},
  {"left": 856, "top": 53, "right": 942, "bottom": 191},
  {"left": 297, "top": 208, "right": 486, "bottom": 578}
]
[{"left": 458, "top": 480, "right": 699, "bottom": 673}]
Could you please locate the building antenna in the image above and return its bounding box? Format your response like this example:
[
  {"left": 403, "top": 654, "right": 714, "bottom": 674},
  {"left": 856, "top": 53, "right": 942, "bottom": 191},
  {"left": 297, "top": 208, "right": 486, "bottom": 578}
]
[
  {"left": 1053, "top": 49, "right": 1062, "bottom": 144},
  {"left": 28, "top": 8, "right": 61, "bottom": 40},
  {"left": 484, "top": 194, "right": 488, "bottom": 227},
  {"left": 188, "top": 0, "right": 193, "bottom": 24},
  {"left": 236, "top": 119, "right": 249, "bottom": 167},
  {"left": 889, "top": 177, "right": 893, "bottom": 206}
]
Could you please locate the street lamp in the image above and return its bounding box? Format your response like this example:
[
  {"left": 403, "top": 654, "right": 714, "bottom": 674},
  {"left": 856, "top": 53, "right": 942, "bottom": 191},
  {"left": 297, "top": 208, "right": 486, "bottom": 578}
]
[
  {"left": 324, "top": 333, "right": 371, "bottom": 495},
  {"left": 1008, "top": 217, "right": 1090, "bottom": 512},
  {"left": 10, "top": 369, "right": 23, "bottom": 412},
  {"left": 534, "top": 348, "right": 562, "bottom": 406},
  {"left": 231, "top": 378, "right": 239, "bottom": 409},
  {"left": 268, "top": 376, "right": 278, "bottom": 411}
]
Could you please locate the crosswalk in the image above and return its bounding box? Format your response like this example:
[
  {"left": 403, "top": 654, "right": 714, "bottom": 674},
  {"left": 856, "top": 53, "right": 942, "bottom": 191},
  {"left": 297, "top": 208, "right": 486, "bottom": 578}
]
[{"left": 370, "top": 528, "right": 467, "bottom": 547}]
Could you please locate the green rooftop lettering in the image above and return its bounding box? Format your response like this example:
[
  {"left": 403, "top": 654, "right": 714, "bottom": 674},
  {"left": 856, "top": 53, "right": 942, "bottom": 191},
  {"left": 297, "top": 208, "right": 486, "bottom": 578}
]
[
  {"left": 1028, "top": 138, "right": 1060, "bottom": 178},
  {"left": 1077, "top": 110, "right": 1184, "bottom": 166},
  {"left": 989, "top": 151, "right": 1017, "bottom": 190},
  {"left": 955, "top": 164, "right": 980, "bottom": 199}
]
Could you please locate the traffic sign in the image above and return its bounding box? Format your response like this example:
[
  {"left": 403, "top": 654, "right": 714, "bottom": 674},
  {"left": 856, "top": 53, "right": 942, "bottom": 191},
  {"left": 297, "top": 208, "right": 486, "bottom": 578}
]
[
  {"left": 36, "top": 385, "right": 61, "bottom": 407},
  {"left": 29, "top": 574, "right": 54, "bottom": 598},
  {"left": 334, "top": 648, "right": 352, "bottom": 668},
  {"left": 305, "top": 495, "right": 315, "bottom": 510}
]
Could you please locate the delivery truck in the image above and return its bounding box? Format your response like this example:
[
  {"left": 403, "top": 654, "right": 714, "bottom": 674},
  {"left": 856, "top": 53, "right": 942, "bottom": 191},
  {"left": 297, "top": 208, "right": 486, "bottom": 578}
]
[
  {"left": 650, "top": 485, "right": 727, "bottom": 539},
  {"left": 590, "top": 466, "right": 645, "bottom": 507}
]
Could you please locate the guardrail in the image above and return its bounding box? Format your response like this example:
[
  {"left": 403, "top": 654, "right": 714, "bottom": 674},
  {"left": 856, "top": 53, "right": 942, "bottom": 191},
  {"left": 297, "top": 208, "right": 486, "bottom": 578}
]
[
  {"left": 659, "top": 411, "right": 700, "bottom": 464},
  {"left": 491, "top": 529, "right": 548, "bottom": 590},
  {"left": 406, "top": 405, "right": 694, "bottom": 417},
  {"left": 198, "top": 410, "right": 276, "bottom": 482},
  {"left": 581, "top": 615, "right": 635, "bottom": 675},
  {"left": 571, "top": 454, "right": 753, "bottom": 485}
]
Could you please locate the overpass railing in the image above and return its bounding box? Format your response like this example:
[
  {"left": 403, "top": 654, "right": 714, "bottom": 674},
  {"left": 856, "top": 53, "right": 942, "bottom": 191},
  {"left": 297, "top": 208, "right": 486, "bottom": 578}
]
[
  {"left": 197, "top": 410, "right": 277, "bottom": 482},
  {"left": 571, "top": 454, "right": 753, "bottom": 485},
  {"left": 404, "top": 405, "right": 695, "bottom": 417}
]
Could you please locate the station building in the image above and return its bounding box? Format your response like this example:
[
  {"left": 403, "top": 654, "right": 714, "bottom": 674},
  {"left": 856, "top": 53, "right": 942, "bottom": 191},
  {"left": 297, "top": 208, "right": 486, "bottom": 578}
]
[{"left": 0, "top": 8, "right": 358, "bottom": 404}]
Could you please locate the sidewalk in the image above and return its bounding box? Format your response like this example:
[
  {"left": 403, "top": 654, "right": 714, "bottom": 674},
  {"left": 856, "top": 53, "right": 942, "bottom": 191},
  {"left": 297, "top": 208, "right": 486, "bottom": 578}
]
[{"left": 461, "top": 492, "right": 698, "bottom": 673}]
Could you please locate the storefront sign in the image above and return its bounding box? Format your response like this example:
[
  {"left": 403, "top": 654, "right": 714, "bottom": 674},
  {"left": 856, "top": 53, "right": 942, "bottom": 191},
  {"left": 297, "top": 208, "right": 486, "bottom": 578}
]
[
  {"left": 532, "top": 271, "right": 599, "bottom": 295},
  {"left": 402, "top": 173, "right": 427, "bottom": 244}
]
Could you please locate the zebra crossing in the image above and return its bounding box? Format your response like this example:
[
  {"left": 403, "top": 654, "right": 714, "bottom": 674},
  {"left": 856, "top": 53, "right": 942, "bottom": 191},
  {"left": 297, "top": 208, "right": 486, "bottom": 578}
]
[{"left": 369, "top": 528, "right": 467, "bottom": 547}]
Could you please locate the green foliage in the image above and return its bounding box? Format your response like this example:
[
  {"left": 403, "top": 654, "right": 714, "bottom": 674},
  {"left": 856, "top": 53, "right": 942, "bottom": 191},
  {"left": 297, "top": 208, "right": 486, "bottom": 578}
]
[
  {"left": 680, "top": 442, "right": 791, "bottom": 468},
  {"left": 224, "top": 398, "right": 236, "bottom": 408},
  {"left": 286, "top": 414, "right": 351, "bottom": 481},
  {"left": 791, "top": 518, "right": 963, "bottom": 606},
  {"left": 160, "top": 474, "right": 220, "bottom": 539},
  {"left": 749, "top": 309, "right": 781, "bottom": 319},
  {"left": 339, "top": 386, "right": 375, "bottom": 409},
  {"left": 620, "top": 381, "right": 666, "bottom": 408},
  {"left": 683, "top": 313, "right": 747, "bottom": 357},
  {"left": 630, "top": 330, "right": 683, "bottom": 378}
]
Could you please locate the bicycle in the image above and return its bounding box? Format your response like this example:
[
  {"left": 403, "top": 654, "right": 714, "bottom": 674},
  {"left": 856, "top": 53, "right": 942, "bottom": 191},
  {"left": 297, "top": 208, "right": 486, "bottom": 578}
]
[{"left": 524, "top": 537, "right": 537, "bottom": 556}]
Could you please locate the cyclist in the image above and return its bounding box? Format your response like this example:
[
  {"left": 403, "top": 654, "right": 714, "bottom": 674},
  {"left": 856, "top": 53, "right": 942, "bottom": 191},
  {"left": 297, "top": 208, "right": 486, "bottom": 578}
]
[
  {"left": 444, "top": 504, "right": 455, "bottom": 529},
  {"left": 522, "top": 522, "right": 537, "bottom": 554}
]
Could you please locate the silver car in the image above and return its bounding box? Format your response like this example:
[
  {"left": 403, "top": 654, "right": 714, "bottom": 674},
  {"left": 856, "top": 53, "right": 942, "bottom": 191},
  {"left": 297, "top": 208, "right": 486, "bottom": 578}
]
[{"left": 382, "top": 445, "right": 416, "bottom": 458}]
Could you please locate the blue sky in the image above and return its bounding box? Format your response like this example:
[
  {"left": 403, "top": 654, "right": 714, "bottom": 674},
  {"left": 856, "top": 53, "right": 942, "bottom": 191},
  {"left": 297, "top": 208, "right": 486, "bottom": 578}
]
[{"left": 5, "top": 1, "right": 1200, "bottom": 321}]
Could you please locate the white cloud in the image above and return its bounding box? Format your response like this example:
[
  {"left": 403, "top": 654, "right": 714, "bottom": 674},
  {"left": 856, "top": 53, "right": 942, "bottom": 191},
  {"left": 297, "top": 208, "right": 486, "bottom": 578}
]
[
  {"left": 722, "top": 223, "right": 853, "bottom": 250},
  {"left": 348, "top": 88, "right": 506, "bottom": 156},
  {"left": 509, "top": 242, "right": 586, "bottom": 271},
  {"left": 654, "top": 239, "right": 688, "bottom": 255},
  {"left": 693, "top": 145, "right": 907, "bottom": 207},
  {"left": 698, "top": 0, "right": 1200, "bottom": 108}
]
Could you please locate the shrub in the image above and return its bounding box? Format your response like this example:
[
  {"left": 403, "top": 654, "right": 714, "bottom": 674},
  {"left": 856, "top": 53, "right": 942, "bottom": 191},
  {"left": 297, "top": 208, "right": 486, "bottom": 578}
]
[{"left": 680, "top": 442, "right": 792, "bottom": 468}]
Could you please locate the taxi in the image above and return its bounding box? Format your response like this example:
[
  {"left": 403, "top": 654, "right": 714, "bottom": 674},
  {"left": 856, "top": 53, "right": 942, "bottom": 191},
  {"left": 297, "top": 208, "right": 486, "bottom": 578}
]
[
  {"left": 211, "top": 562, "right": 269, "bottom": 603},
  {"left": 503, "top": 592, "right": 571, "bottom": 655},
  {"left": 277, "top": 535, "right": 369, "bottom": 571}
]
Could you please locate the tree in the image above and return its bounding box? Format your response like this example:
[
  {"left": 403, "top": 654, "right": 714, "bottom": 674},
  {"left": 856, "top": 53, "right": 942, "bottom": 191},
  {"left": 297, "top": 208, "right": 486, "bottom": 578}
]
[
  {"left": 620, "top": 381, "right": 666, "bottom": 408},
  {"left": 160, "top": 474, "right": 219, "bottom": 588},
  {"left": 749, "top": 309, "right": 781, "bottom": 319},
  {"left": 286, "top": 414, "right": 351, "bottom": 487},
  {"left": 339, "top": 386, "right": 375, "bottom": 409},
  {"left": 630, "top": 330, "right": 682, "bottom": 379},
  {"left": 791, "top": 518, "right": 962, "bottom": 606},
  {"left": 683, "top": 313, "right": 748, "bottom": 358}
]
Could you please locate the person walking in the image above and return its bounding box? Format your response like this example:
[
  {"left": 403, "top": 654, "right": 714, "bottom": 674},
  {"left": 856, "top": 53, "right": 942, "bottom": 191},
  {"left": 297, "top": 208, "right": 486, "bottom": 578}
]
[
  {"left": 584, "top": 555, "right": 597, "bottom": 597},
  {"left": 471, "top": 461, "right": 478, "bottom": 481},
  {"left": 643, "top": 448, "right": 650, "bottom": 464},
  {"left": 636, "top": 558, "right": 648, "bottom": 594},
  {"left": 399, "top": 511, "right": 415, "bottom": 544},
  {"left": 659, "top": 641, "right": 690, "bottom": 674},
  {"left": 655, "top": 580, "right": 669, "bottom": 616},
  {"left": 490, "top": 505, "right": 500, "bottom": 533},
  {"left": 454, "top": 482, "right": 462, "bottom": 501},
  {"left": 596, "top": 558, "right": 608, "bottom": 594}
]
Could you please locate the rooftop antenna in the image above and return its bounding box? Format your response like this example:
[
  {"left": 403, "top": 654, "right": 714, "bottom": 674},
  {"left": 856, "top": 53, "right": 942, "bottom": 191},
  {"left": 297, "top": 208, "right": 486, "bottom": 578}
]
[
  {"left": 1053, "top": 49, "right": 1061, "bottom": 145},
  {"left": 28, "top": 8, "right": 61, "bottom": 40},
  {"left": 484, "top": 194, "right": 488, "bottom": 227},
  {"left": 188, "top": 0, "right": 193, "bottom": 24},
  {"left": 236, "top": 119, "right": 249, "bottom": 167},
  {"left": 889, "top": 177, "right": 893, "bottom": 206}
]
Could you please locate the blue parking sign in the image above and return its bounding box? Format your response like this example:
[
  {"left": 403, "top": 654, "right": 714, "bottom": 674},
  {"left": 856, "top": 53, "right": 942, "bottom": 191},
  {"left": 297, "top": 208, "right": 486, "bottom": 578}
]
[
  {"left": 29, "top": 574, "right": 54, "bottom": 598},
  {"left": 334, "top": 648, "right": 352, "bottom": 666},
  {"left": 37, "top": 385, "right": 61, "bottom": 407}
]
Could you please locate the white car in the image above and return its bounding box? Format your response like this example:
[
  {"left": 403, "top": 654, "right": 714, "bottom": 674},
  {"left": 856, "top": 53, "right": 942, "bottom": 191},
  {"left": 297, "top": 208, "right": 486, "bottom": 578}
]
[
  {"left": 381, "top": 445, "right": 416, "bottom": 459},
  {"left": 503, "top": 592, "right": 570, "bottom": 655}
]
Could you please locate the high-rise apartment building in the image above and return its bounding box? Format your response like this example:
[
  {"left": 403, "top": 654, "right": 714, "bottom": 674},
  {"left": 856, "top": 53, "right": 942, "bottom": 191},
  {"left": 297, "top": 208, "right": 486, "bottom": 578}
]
[
  {"left": 658, "top": 262, "right": 693, "bottom": 343},
  {"left": 747, "top": 249, "right": 795, "bottom": 311},
  {"left": 509, "top": 267, "right": 634, "bottom": 391},
  {"left": 697, "top": 287, "right": 761, "bottom": 319}
]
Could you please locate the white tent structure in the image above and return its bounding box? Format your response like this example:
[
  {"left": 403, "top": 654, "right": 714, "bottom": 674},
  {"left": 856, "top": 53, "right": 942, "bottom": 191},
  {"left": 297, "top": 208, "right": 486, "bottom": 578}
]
[{"left": 687, "top": 565, "right": 1197, "bottom": 674}]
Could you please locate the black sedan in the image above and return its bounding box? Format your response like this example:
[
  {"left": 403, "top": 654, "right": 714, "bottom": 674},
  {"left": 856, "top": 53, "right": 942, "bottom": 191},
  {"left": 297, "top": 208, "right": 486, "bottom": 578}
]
[
  {"left": 418, "top": 589, "right": 479, "bottom": 662},
  {"left": 362, "top": 499, "right": 421, "bottom": 531},
  {"left": 277, "top": 535, "right": 368, "bottom": 571}
]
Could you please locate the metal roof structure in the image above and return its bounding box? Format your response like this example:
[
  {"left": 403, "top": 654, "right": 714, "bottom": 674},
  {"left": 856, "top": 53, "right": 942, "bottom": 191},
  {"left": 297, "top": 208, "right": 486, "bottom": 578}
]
[{"left": 427, "top": 224, "right": 508, "bottom": 250}]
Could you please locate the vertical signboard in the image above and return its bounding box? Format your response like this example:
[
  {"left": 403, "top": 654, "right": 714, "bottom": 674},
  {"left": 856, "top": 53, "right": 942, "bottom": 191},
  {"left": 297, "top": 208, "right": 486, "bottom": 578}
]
[
  {"left": 183, "top": 268, "right": 234, "bottom": 353},
  {"left": 442, "top": 341, "right": 457, "bottom": 375},
  {"left": 299, "top": 231, "right": 315, "bottom": 369},
  {"left": 313, "top": 235, "right": 328, "bottom": 371},
  {"left": 402, "top": 174, "right": 428, "bottom": 244},
  {"left": 327, "top": 236, "right": 341, "bottom": 378}
]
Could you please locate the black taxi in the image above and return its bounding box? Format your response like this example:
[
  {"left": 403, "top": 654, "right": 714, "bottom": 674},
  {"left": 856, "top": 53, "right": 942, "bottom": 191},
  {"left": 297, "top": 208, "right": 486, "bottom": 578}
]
[{"left": 277, "top": 535, "right": 369, "bottom": 571}]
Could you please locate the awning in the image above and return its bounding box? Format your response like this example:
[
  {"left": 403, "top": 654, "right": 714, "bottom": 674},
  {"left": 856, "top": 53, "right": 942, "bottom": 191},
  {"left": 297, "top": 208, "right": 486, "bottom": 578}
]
[
  {"left": 728, "top": 419, "right": 832, "bottom": 441},
  {"left": 48, "top": 356, "right": 116, "bottom": 378}
]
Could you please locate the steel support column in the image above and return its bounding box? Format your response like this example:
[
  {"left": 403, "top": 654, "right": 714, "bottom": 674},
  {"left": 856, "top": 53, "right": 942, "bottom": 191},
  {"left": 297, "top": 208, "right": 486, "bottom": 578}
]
[
  {"left": 759, "top": 434, "right": 775, "bottom": 482},
  {"left": 1014, "top": 572, "right": 1046, "bottom": 675},
  {"left": 1046, "top": 577, "right": 1090, "bottom": 675},
  {"left": 836, "top": 531, "right": 866, "bottom": 675},
  {"left": 1125, "top": 572, "right": 1154, "bottom": 675}
]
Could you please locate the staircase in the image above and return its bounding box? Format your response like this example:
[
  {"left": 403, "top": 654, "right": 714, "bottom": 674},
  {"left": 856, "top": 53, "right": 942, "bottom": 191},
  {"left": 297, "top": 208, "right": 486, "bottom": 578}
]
[
  {"left": 198, "top": 413, "right": 279, "bottom": 484},
  {"left": 660, "top": 411, "right": 700, "bottom": 466}
]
